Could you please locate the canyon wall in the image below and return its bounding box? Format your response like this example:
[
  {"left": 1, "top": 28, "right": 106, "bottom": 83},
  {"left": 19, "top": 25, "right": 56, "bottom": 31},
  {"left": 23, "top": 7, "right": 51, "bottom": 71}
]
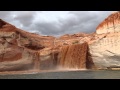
[
  {"left": 1, "top": 11, "right": 120, "bottom": 72},
  {"left": 0, "top": 19, "right": 55, "bottom": 71},
  {"left": 89, "top": 11, "right": 120, "bottom": 69},
  {"left": 96, "top": 11, "right": 120, "bottom": 34},
  {"left": 40, "top": 47, "right": 59, "bottom": 70},
  {"left": 89, "top": 33, "right": 120, "bottom": 68}
]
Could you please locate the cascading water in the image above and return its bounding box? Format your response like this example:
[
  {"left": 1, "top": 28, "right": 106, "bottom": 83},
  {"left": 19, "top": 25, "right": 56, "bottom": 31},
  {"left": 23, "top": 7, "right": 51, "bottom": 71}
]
[{"left": 57, "top": 42, "right": 95, "bottom": 70}]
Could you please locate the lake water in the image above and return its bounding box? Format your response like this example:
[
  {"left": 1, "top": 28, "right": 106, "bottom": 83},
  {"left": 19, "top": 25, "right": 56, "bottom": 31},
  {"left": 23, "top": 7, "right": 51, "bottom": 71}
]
[{"left": 0, "top": 70, "right": 120, "bottom": 79}]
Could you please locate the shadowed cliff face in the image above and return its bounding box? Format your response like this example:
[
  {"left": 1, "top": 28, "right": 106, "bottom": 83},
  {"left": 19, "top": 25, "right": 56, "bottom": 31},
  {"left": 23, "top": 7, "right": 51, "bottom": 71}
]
[
  {"left": 0, "top": 19, "right": 6, "bottom": 28},
  {"left": 40, "top": 47, "right": 59, "bottom": 70}
]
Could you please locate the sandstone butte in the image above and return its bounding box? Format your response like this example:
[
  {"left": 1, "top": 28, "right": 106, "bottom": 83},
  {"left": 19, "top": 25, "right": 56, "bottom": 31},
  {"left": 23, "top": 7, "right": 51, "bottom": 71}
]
[{"left": 0, "top": 11, "right": 120, "bottom": 73}]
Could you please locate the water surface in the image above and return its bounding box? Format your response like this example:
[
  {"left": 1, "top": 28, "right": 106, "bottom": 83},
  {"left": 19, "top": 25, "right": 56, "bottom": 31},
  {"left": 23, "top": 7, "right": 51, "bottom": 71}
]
[{"left": 0, "top": 70, "right": 120, "bottom": 79}]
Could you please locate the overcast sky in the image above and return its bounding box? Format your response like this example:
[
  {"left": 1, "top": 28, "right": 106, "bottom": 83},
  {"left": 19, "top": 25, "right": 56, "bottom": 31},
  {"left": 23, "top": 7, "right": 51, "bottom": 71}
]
[{"left": 0, "top": 11, "right": 114, "bottom": 36}]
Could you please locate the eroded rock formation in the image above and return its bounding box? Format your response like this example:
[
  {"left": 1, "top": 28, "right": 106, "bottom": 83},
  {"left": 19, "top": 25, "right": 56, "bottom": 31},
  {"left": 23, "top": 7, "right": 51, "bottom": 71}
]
[
  {"left": 0, "top": 19, "right": 55, "bottom": 71},
  {"left": 96, "top": 11, "right": 120, "bottom": 34},
  {"left": 89, "top": 11, "right": 120, "bottom": 69},
  {"left": 0, "top": 11, "right": 120, "bottom": 72}
]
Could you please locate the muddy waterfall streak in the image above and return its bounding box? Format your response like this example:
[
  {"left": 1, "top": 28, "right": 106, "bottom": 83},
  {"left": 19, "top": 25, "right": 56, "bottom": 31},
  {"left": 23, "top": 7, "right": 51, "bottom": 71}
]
[
  {"left": 58, "top": 42, "right": 94, "bottom": 69},
  {"left": 34, "top": 52, "right": 40, "bottom": 71}
]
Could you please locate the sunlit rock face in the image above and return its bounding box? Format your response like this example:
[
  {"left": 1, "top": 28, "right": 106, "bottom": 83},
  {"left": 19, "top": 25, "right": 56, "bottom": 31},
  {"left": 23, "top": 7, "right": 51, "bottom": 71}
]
[
  {"left": 96, "top": 11, "right": 120, "bottom": 34},
  {"left": 90, "top": 11, "right": 120, "bottom": 69},
  {"left": 89, "top": 33, "right": 120, "bottom": 68}
]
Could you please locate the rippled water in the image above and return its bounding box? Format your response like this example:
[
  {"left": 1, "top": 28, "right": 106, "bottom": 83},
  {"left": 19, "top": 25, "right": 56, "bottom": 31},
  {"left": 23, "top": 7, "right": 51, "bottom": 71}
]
[{"left": 0, "top": 70, "right": 120, "bottom": 79}]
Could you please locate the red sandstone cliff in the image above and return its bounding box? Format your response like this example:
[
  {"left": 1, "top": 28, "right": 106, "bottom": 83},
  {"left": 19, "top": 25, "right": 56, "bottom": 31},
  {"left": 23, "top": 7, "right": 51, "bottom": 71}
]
[
  {"left": 2, "top": 10, "right": 119, "bottom": 72},
  {"left": 88, "top": 11, "right": 120, "bottom": 69},
  {"left": 96, "top": 11, "right": 120, "bottom": 34},
  {"left": 0, "top": 18, "right": 95, "bottom": 72},
  {"left": 36, "top": 11, "right": 120, "bottom": 70},
  {"left": 0, "top": 19, "right": 55, "bottom": 71}
]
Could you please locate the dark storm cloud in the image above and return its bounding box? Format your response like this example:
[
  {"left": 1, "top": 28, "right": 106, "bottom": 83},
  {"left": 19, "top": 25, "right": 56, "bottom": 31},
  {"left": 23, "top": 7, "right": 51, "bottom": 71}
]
[
  {"left": 60, "top": 11, "right": 113, "bottom": 34},
  {"left": 13, "top": 11, "right": 36, "bottom": 27},
  {"left": 0, "top": 11, "right": 11, "bottom": 18},
  {"left": 32, "top": 22, "right": 62, "bottom": 35},
  {"left": 0, "top": 11, "right": 14, "bottom": 22},
  {"left": 0, "top": 11, "right": 114, "bottom": 36},
  {"left": 33, "top": 11, "right": 113, "bottom": 36}
]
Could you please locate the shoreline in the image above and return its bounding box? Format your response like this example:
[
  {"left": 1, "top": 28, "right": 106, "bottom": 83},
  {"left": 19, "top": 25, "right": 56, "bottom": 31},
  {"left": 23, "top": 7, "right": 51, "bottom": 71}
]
[
  {"left": 0, "top": 68, "right": 120, "bottom": 75},
  {"left": 0, "top": 69, "right": 92, "bottom": 75},
  {"left": 0, "top": 69, "right": 110, "bottom": 75}
]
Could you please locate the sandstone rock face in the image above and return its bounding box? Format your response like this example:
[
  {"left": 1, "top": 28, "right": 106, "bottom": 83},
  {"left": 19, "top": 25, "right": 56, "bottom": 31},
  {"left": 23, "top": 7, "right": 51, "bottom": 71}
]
[
  {"left": 40, "top": 47, "right": 59, "bottom": 70},
  {"left": 96, "top": 11, "right": 120, "bottom": 34},
  {"left": 89, "top": 11, "right": 120, "bottom": 69},
  {"left": 89, "top": 33, "right": 120, "bottom": 68},
  {"left": 0, "top": 19, "right": 55, "bottom": 71},
  {"left": 2, "top": 11, "right": 120, "bottom": 72}
]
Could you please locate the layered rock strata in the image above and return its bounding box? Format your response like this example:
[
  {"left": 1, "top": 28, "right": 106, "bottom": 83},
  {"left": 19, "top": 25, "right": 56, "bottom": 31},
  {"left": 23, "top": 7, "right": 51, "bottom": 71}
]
[
  {"left": 0, "top": 19, "right": 55, "bottom": 71},
  {"left": 96, "top": 11, "right": 120, "bottom": 34},
  {"left": 1, "top": 11, "right": 120, "bottom": 72},
  {"left": 90, "top": 11, "right": 120, "bottom": 69}
]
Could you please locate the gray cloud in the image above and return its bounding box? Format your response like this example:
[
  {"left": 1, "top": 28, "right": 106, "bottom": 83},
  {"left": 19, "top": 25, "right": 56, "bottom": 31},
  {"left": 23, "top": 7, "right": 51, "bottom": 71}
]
[
  {"left": 32, "top": 11, "right": 113, "bottom": 36},
  {"left": 0, "top": 11, "right": 14, "bottom": 22},
  {"left": 61, "top": 11, "right": 113, "bottom": 34},
  {"left": 0, "top": 11, "right": 114, "bottom": 36},
  {"left": 0, "top": 11, "right": 11, "bottom": 18},
  {"left": 13, "top": 11, "right": 36, "bottom": 27}
]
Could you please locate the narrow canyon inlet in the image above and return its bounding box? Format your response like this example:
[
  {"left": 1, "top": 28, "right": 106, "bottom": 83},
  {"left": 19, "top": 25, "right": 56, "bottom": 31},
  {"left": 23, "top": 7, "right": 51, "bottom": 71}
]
[{"left": 0, "top": 11, "right": 120, "bottom": 79}]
